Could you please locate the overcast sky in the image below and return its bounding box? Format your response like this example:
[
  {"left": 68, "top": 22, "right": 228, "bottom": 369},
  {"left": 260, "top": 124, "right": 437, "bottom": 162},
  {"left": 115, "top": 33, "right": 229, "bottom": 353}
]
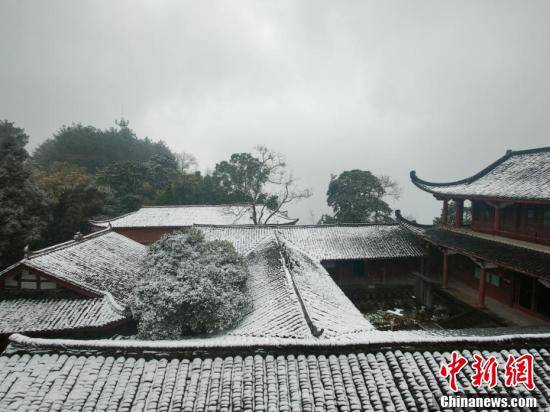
[{"left": 2, "top": 1, "right": 550, "bottom": 223}]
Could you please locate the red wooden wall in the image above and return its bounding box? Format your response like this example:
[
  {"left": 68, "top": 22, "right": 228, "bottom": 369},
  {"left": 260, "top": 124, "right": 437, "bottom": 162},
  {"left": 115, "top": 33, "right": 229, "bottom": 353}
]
[{"left": 471, "top": 201, "right": 550, "bottom": 245}]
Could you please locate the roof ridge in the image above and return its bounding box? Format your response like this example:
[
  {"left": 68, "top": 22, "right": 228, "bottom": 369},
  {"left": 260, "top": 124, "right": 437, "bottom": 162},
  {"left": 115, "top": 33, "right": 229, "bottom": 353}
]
[
  {"left": 411, "top": 145, "right": 550, "bottom": 192},
  {"left": 7, "top": 328, "right": 550, "bottom": 355},
  {"left": 507, "top": 145, "right": 550, "bottom": 156},
  {"left": 27, "top": 228, "right": 113, "bottom": 259},
  {"left": 394, "top": 210, "right": 435, "bottom": 229},
  {"left": 275, "top": 233, "right": 324, "bottom": 338},
  {"left": 141, "top": 203, "right": 254, "bottom": 208},
  {"left": 194, "top": 223, "right": 398, "bottom": 229},
  {"left": 90, "top": 210, "right": 139, "bottom": 224},
  {"left": 243, "top": 232, "right": 279, "bottom": 256},
  {"left": 101, "top": 292, "right": 126, "bottom": 315},
  {"left": 91, "top": 204, "right": 298, "bottom": 226}
]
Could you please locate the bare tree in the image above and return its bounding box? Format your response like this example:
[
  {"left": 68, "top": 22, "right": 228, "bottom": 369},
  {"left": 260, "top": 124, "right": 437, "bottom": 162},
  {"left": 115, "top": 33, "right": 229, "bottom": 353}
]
[
  {"left": 378, "top": 174, "right": 401, "bottom": 200},
  {"left": 214, "top": 146, "right": 311, "bottom": 224},
  {"left": 175, "top": 152, "right": 198, "bottom": 173}
]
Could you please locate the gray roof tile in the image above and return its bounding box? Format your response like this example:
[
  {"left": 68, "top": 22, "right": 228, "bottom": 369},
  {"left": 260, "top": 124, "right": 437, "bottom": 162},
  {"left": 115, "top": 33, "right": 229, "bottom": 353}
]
[
  {"left": 1, "top": 332, "right": 549, "bottom": 411},
  {"left": 0, "top": 296, "right": 125, "bottom": 335},
  {"left": 198, "top": 224, "right": 426, "bottom": 260},
  {"left": 230, "top": 235, "right": 374, "bottom": 340},
  {"left": 0, "top": 230, "right": 147, "bottom": 301},
  {"left": 411, "top": 147, "right": 550, "bottom": 200},
  {"left": 91, "top": 204, "right": 298, "bottom": 228}
]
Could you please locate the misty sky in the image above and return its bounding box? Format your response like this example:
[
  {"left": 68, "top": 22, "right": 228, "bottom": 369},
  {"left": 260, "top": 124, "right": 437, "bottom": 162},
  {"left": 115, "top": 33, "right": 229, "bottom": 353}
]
[{"left": 2, "top": 1, "right": 550, "bottom": 223}]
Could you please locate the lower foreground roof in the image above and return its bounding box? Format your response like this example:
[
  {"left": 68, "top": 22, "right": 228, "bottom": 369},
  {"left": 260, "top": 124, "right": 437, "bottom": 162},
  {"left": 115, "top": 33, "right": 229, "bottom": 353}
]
[
  {"left": 0, "top": 295, "right": 126, "bottom": 336},
  {"left": 1, "top": 331, "right": 549, "bottom": 411}
]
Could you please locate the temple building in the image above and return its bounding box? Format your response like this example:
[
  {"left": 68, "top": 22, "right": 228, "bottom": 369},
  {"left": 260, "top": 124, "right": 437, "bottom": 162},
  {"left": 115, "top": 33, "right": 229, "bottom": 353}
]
[
  {"left": 0, "top": 230, "right": 147, "bottom": 347},
  {"left": 1, "top": 151, "right": 550, "bottom": 409},
  {"left": 401, "top": 146, "right": 550, "bottom": 321},
  {"left": 90, "top": 204, "right": 298, "bottom": 244},
  {"left": 198, "top": 224, "right": 425, "bottom": 288}
]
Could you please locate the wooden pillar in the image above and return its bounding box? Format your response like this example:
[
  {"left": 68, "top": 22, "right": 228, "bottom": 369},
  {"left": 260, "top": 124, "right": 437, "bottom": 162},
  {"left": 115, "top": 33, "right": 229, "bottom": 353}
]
[
  {"left": 454, "top": 199, "right": 464, "bottom": 228},
  {"left": 441, "top": 199, "right": 448, "bottom": 226},
  {"left": 494, "top": 204, "right": 501, "bottom": 234},
  {"left": 477, "top": 266, "right": 486, "bottom": 307},
  {"left": 442, "top": 250, "right": 449, "bottom": 289}
]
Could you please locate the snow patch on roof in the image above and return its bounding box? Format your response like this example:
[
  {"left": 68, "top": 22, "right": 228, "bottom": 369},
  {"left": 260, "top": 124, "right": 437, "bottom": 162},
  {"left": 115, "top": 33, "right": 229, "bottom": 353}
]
[
  {"left": 0, "top": 230, "right": 147, "bottom": 301},
  {"left": 411, "top": 146, "right": 550, "bottom": 200},
  {"left": 0, "top": 295, "right": 126, "bottom": 335},
  {"left": 198, "top": 224, "right": 426, "bottom": 260},
  {"left": 91, "top": 204, "right": 298, "bottom": 228}
]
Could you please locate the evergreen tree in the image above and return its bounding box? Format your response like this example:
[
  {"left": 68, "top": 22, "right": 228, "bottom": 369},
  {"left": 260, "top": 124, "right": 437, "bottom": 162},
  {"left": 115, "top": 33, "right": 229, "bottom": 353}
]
[
  {"left": 0, "top": 121, "right": 49, "bottom": 268},
  {"left": 96, "top": 160, "right": 150, "bottom": 215},
  {"left": 320, "top": 170, "right": 400, "bottom": 224},
  {"left": 130, "top": 229, "right": 251, "bottom": 339},
  {"left": 33, "top": 162, "right": 105, "bottom": 244},
  {"left": 32, "top": 120, "right": 175, "bottom": 173}
]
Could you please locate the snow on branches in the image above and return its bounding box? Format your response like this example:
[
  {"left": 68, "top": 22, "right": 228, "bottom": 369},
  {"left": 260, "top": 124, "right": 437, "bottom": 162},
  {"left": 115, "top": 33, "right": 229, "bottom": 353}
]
[{"left": 130, "top": 228, "right": 251, "bottom": 339}]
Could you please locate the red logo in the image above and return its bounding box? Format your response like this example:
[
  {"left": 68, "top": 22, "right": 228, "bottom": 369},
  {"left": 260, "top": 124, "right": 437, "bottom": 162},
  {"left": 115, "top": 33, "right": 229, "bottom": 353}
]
[
  {"left": 439, "top": 351, "right": 535, "bottom": 392},
  {"left": 504, "top": 354, "right": 535, "bottom": 390},
  {"left": 471, "top": 354, "right": 499, "bottom": 389},
  {"left": 439, "top": 352, "right": 468, "bottom": 392}
]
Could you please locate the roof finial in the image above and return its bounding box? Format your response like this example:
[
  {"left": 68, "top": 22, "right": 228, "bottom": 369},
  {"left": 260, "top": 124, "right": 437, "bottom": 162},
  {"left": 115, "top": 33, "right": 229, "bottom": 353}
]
[
  {"left": 505, "top": 149, "right": 513, "bottom": 155},
  {"left": 73, "top": 232, "right": 83, "bottom": 241},
  {"left": 108, "top": 222, "right": 112, "bottom": 230},
  {"left": 116, "top": 117, "right": 129, "bottom": 128},
  {"left": 23, "top": 245, "right": 30, "bottom": 259}
]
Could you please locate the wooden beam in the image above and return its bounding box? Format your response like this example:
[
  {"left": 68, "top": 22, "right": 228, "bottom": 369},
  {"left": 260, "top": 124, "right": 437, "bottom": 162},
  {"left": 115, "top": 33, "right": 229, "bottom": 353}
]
[
  {"left": 468, "top": 257, "right": 498, "bottom": 270},
  {"left": 485, "top": 200, "right": 515, "bottom": 209}
]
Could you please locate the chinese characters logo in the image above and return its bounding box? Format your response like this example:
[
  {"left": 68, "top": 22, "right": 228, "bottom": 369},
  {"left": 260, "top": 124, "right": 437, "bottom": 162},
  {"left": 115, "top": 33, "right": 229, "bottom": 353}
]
[{"left": 439, "top": 351, "right": 535, "bottom": 392}]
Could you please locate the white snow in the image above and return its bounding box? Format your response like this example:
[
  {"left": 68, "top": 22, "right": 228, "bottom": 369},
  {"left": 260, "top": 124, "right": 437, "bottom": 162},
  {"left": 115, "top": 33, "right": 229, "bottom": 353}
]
[
  {"left": 91, "top": 204, "right": 297, "bottom": 228},
  {"left": 414, "top": 148, "right": 550, "bottom": 200}
]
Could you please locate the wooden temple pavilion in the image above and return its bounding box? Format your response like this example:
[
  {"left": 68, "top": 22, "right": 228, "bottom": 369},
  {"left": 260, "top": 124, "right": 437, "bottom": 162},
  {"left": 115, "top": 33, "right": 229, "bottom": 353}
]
[{"left": 401, "top": 147, "right": 550, "bottom": 320}]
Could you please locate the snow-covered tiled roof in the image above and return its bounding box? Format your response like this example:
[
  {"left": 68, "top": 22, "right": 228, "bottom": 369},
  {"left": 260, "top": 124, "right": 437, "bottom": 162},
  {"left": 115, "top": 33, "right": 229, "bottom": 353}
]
[
  {"left": 396, "top": 211, "right": 550, "bottom": 279},
  {"left": 91, "top": 204, "right": 298, "bottom": 228},
  {"left": 198, "top": 223, "right": 426, "bottom": 260},
  {"left": 0, "top": 230, "right": 147, "bottom": 301},
  {"left": 278, "top": 238, "right": 374, "bottom": 338},
  {"left": 231, "top": 237, "right": 313, "bottom": 339},
  {"left": 0, "top": 295, "right": 125, "bottom": 336},
  {"left": 411, "top": 146, "right": 550, "bottom": 200},
  {"left": 230, "top": 236, "right": 373, "bottom": 340},
  {"left": 1, "top": 331, "right": 549, "bottom": 411}
]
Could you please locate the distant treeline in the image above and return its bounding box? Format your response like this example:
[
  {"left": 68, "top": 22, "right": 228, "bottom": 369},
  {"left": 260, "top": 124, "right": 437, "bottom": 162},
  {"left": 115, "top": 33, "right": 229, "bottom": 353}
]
[{"left": 0, "top": 118, "right": 399, "bottom": 269}]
